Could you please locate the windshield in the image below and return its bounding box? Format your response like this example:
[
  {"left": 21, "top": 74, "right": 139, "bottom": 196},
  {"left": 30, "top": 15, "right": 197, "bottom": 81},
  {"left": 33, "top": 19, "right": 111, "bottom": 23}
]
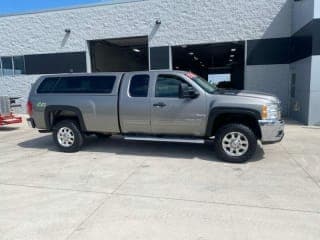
[{"left": 185, "top": 72, "right": 217, "bottom": 94}]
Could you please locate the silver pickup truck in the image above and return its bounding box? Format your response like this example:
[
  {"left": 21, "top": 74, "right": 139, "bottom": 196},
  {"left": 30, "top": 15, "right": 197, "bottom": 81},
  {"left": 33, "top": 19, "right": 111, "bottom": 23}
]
[{"left": 27, "top": 71, "right": 284, "bottom": 163}]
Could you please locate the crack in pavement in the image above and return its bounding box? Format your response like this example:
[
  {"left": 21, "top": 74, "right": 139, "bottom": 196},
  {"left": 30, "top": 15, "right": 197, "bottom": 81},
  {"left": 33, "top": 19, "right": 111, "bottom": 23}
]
[
  {"left": 114, "top": 192, "right": 320, "bottom": 215},
  {"left": 64, "top": 195, "right": 112, "bottom": 240},
  {"left": 1, "top": 180, "right": 319, "bottom": 216}
]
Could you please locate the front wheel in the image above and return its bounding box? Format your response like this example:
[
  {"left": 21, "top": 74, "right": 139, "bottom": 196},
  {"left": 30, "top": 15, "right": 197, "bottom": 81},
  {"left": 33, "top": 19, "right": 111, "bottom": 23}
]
[
  {"left": 214, "top": 124, "right": 257, "bottom": 163},
  {"left": 53, "top": 120, "right": 84, "bottom": 153}
]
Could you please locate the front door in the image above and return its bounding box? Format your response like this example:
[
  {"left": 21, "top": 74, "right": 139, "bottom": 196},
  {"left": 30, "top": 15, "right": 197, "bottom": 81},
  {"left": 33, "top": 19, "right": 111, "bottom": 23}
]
[{"left": 151, "top": 74, "right": 207, "bottom": 136}]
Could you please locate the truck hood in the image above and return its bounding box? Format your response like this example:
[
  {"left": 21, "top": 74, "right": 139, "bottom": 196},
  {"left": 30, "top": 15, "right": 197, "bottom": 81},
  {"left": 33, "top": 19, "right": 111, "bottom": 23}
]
[{"left": 216, "top": 89, "right": 280, "bottom": 103}]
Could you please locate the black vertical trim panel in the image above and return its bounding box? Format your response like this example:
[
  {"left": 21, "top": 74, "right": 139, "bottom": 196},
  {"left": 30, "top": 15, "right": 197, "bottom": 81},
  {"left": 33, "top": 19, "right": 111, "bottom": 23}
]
[
  {"left": 247, "top": 38, "right": 291, "bottom": 65},
  {"left": 310, "top": 20, "right": 320, "bottom": 55},
  {"left": 150, "top": 46, "right": 170, "bottom": 70},
  {"left": 291, "top": 20, "right": 314, "bottom": 62},
  {"left": 290, "top": 36, "right": 313, "bottom": 62},
  {"left": 247, "top": 19, "right": 320, "bottom": 65}
]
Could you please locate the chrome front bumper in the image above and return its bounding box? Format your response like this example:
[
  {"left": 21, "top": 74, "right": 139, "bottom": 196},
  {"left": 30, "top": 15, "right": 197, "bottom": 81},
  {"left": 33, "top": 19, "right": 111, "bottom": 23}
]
[{"left": 259, "top": 120, "right": 285, "bottom": 144}]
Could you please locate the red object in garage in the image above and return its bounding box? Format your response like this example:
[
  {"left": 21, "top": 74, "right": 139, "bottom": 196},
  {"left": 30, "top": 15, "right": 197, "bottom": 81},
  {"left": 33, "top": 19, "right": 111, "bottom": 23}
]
[
  {"left": 0, "top": 113, "right": 22, "bottom": 126},
  {"left": 0, "top": 96, "right": 22, "bottom": 126}
]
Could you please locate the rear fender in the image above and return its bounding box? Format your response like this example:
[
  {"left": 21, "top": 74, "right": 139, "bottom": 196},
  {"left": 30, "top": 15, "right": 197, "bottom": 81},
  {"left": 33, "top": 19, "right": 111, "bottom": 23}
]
[{"left": 44, "top": 105, "right": 87, "bottom": 131}]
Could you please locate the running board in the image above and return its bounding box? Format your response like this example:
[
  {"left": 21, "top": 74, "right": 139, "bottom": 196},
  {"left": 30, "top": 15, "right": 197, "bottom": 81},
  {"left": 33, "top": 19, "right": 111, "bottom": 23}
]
[{"left": 124, "top": 136, "right": 205, "bottom": 144}]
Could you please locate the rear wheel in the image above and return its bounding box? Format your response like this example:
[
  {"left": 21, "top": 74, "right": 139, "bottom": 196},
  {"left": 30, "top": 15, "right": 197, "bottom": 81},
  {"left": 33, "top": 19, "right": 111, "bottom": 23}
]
[
  {"left": 214, "top": 123, "right": 257, "bottom": 163},
  {"left": 53, "top": 120, "right": 84, "bottom": 153}
]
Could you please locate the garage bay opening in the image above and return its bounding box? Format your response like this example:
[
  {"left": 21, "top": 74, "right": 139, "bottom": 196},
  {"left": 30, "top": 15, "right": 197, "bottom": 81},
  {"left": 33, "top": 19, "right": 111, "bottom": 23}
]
[
  {"left": 172, "top": 42, "right": 245, "bottom": 90},
  {"left": 89, "top": 36, "right": 148, "bottom": 72}
]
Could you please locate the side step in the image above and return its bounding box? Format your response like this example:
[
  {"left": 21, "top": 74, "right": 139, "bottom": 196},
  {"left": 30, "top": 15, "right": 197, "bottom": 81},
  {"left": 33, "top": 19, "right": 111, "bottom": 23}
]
[{"left": 124, "top": 136, "right": 205, "bottom": 144}]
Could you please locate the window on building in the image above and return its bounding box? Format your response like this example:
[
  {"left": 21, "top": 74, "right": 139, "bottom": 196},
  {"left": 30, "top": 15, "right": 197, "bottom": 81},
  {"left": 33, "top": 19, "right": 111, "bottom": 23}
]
[
  {"left": 37, "top": 76, "right": 116, "bottom": 94},
  {"left": 0, "top": 56, "right": 26, "bottom": 76},
  {"left": 155, "top": 75, "right": 187, "bottom": 98},
  {"left": 24, "top": 52, "right": 87, "bottom": 75},
  {"left": 129, "top": 75, "right": 149, "bottom": 97},
  {"left": 1, "top": 57, "right": 14, "bottom": 76},
  {"left": 13, "top": 56, "right": 26, "bottom": 75},
  {"left": 1, "top": 52, "right": 86, "bottom": 76}
]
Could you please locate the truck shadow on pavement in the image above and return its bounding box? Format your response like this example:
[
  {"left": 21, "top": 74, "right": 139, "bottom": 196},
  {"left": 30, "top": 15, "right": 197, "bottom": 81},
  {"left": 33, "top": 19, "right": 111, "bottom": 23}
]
[
  {"left": 18, "top": 135, "right": 265, "bottom": 163},
  {"left": 0, "top": 127, "right": 20, "bottom": 131}
]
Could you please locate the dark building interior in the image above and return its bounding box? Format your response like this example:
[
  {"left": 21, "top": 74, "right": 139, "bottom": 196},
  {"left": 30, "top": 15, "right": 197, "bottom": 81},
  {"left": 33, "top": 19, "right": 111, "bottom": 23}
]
[
  {"left": 89, "top": 36, "right": 149, "bottom": 72},
  {"left": 89, "top": 37, "right": 245, "bottom": 90},
  {"left": 172, "top": 42, "right": 245, "bottom": 89}
]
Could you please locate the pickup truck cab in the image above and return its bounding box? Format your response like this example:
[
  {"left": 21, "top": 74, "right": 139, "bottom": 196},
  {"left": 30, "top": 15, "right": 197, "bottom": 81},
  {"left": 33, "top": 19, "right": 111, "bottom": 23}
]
[{"left": 27, "top": 71, "right": 284, "bottom": 163}]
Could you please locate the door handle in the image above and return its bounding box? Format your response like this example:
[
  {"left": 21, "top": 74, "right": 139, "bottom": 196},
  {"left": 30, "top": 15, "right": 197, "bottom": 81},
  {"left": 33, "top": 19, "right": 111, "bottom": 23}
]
[{"left": 153, "top": 102, "right": 166, "bottom": 108}]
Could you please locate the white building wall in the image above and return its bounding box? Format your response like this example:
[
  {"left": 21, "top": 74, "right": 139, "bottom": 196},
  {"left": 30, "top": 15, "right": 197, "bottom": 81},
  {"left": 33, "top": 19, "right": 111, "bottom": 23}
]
[
  {"left": 0, "top": 0, "right": 292, "bottom": 113},
  {"left": 290, "top": 57, "right": 312, "bottom": 124},
  {"left": 0, "top": 0, "right": 292, "bottom": 56},
  {"left": 0, "top": 75, "right": 41, "bottom": 113},
  {"left": 292, "top": 0, "right": 315, "bottom": 33},
  {"left": 290, "top": 0, "right": 319, "bottom": 124},
  {"left": 314, "top": 0, "right": 320, "bottom": 18},
  {"left": 309, "top": 55, "right": 320, "bottom": 125}
]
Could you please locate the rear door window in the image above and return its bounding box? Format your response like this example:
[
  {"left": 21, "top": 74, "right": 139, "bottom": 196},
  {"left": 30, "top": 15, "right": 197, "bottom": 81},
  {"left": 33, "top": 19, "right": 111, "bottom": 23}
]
[{"left": 129, "top": 75, "right": 150, "bottom": 97}]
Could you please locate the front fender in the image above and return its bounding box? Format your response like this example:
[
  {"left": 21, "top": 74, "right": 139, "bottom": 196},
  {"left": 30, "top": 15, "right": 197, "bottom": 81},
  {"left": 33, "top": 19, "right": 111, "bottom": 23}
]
[{"left": 205, "top": 107, "right": 261, "bottom": 137}]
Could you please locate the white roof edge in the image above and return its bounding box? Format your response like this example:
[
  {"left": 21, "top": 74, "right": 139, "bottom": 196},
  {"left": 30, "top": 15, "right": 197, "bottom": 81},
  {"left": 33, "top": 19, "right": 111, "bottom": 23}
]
[{"left": 0, "top": 0, "right": 148, "bottom": 18}]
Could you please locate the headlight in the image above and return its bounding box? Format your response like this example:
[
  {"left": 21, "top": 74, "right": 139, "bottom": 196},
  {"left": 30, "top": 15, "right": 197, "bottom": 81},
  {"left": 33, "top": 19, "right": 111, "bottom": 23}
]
[{"left": 261, "top": 103, "right": 281, "bottom": 120}]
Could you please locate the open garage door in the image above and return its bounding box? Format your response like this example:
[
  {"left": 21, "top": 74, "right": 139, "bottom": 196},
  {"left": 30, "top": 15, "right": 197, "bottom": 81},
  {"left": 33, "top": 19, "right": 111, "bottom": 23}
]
[
  {"left": 172, "top": 42, "right": 245, "bottom": 90},
  {"left": 89, "top": 36, "right": 148, "bottom": 72}
]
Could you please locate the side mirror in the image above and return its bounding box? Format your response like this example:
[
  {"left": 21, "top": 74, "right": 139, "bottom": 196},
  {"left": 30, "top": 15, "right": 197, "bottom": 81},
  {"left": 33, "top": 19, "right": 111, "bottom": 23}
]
[{"left": 179, "top": 83, "right": 200, "bottom": 99}]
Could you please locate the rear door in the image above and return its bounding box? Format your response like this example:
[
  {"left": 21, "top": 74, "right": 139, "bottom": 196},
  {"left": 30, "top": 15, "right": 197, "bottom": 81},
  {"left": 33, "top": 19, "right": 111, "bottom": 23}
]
[
  {"left": 150, "top": 73, "right": 207, "bottom": 136},
  {"left": 119, "top": 72, "right": 153, "bottom": 134}
]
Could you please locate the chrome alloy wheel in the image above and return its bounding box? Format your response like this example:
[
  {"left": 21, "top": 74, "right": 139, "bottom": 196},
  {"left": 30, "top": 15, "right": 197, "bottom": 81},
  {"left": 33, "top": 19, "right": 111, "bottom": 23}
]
[
  {"left": 222, "top": 132, "right": 249, "bottom": 157},
  {"left": 57, "top": 127, "right": 75, "bottom": 147}
]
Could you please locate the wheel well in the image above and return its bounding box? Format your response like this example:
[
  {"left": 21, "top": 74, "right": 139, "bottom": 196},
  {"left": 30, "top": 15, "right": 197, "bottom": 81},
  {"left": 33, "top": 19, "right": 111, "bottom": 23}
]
[
  {"left": 211, "top": 113, "right": 261, "bottom": 139},
  {"left": 47, "top": 110, "right": 83, "bottom": 131}
]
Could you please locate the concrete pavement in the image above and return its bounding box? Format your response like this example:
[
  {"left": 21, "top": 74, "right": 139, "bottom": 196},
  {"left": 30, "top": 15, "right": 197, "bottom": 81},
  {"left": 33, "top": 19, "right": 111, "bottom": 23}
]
[{"left": 0, "top": 118, "right": 319, "bottom": 240}]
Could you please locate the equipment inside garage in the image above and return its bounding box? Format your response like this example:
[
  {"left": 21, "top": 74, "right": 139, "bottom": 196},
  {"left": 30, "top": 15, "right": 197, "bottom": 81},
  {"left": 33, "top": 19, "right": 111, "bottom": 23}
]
[
  {"left": 89, "top": 36, "right": 148, "bottom": 72},
  {"left": 172, "top": 42, "right": 245, "bottom": 89}
]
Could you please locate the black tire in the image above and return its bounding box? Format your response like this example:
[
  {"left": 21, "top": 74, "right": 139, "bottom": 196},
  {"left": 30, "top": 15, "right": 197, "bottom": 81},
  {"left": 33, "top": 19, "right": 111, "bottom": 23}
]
[
  {"left": 53, "top": 120, "right": 84, "bottom": 153},
  {"left": 95, "top": 133, "right": 112, "bottom": 139},
  {"left": 214, "top": 123, "right": 257, "bottom": 163}
]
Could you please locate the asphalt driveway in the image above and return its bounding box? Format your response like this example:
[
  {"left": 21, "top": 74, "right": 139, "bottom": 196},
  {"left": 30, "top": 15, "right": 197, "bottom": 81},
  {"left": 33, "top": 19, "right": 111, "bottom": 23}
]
[{"left": 0, "top": 117, "right": 319, "bottom": 240}]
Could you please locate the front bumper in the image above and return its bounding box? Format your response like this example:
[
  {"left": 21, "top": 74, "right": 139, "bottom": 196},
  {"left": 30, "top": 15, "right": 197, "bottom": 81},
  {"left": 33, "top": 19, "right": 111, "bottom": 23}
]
[{"left": 259, "top": 119, "right": 285, "bottom": 144}]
